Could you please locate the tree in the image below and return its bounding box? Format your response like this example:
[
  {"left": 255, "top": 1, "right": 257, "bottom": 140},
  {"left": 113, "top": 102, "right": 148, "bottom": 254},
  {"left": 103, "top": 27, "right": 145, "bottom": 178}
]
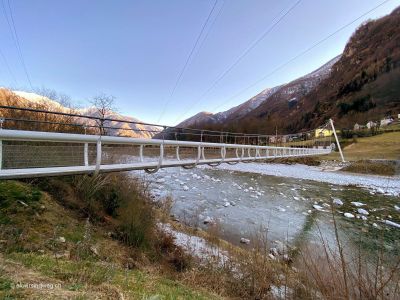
[{"left": 90, "top": 94, "right": 116, "bottom": 135}]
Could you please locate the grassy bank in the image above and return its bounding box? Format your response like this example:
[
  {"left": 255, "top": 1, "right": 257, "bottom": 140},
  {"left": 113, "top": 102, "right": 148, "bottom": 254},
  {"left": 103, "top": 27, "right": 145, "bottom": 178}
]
[
  {"left": 0, "top": 179, "right": 217, "bottom": 299},
  {"left": 322, "top": 131, "right": 400, "bottom": 161},
  {"left": 341, "top": 160, "right": 396, "bottom": 176}
]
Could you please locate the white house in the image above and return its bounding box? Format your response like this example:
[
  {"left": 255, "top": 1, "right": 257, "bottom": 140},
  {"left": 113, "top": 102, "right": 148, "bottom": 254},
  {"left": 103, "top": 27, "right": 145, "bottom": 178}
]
[
  {"left": 366, "top": 121, "right": 377, "bottom": 129},
  {"left": 380, "top": 117, "right": 394, "bottom": 127}
]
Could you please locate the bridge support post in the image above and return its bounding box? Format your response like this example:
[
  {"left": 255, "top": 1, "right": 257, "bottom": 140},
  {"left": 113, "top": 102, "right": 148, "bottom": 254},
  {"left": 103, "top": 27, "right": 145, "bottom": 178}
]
[{"left": 329, "top": 119, "right": 345, "bottom": 162}]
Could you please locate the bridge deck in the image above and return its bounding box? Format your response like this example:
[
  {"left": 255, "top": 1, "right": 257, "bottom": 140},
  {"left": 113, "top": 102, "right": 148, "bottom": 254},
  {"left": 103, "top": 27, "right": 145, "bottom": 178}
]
[{"left": 0, "top": 129, "right": 331, "bottom": 179}]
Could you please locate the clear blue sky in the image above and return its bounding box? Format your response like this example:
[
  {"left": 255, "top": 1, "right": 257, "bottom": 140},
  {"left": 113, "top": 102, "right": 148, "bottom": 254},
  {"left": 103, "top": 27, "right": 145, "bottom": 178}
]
[{"left": 1, "top": 0, "right": 399, "bottom": 125}]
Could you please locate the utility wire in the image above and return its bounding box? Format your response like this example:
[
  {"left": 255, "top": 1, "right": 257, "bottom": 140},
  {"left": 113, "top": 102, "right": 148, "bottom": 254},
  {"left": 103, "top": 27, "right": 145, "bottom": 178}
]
[
  {"left": 3, "top": 0, "right": 33, "bottom": 90},
  {"left": 209, "top": 0, "right": 393, "bottom": 114},
  {"left": 174, "top": 0, "right": 303, "bottom": 124},
  {"left": 157, "top": 0, "right": 219, "bottom": 123},
  {"left": 192, "top": 0, "right": 225, "bottom": 59}
]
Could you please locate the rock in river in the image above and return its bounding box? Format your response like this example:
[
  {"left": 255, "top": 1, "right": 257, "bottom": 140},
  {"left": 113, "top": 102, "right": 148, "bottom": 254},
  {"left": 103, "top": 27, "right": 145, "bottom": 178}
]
[
  {"left": 357, "top": 208, "right": 369, "bottom": 215},
  {"left": 313, "top": 204, "right": 324, "bottom": 211},
  {"left": 240, "top": 238, "right": 250, "bottom": 244},
  {"left": 333, "top": 198, "right": 343, "bottom": 206},
  {"left": 344, "top": 212, "right": 355, "bottom": 218},
  {"left": 351, "top": 202, "right": 365, "bottom": 207},
  {"left": 383, "top": 220, "right": 400, "bottom": 229},
  {"left": 203, "top": 216, "right": 213, "bottom": 224}
]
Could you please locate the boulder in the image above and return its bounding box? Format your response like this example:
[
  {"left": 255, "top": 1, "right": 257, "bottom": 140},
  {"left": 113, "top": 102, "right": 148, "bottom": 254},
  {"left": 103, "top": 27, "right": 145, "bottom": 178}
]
[
  {"left": 240, "top": 238, "right": 250, "bottom": 244},
  {"left": 332, "top": 198, "right": 343, "bottom": 206},
  {"left": 357, "top": 208, "right": 369, "bottom": 215},
  {"left": 203, "top": 216, "right": 213, "bottom": 224},
  {"left": 351, "top": 202, "right": 365, "bottom": 207}
]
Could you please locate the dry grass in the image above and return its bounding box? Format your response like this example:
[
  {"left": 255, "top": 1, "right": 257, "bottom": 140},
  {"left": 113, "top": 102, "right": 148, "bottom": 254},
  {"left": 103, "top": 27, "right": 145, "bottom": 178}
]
[
  {"left": 0, "top": 179, "right": 218, "bottom": 299},
  {"left": 341, "top": 160, "right": 396, "bottom": 176},
  {"left": 322, "top": 131, "right": 400, "bottom": 161},
  {"left": 267, "top": 156, "right": 321, "bottom": 166}
]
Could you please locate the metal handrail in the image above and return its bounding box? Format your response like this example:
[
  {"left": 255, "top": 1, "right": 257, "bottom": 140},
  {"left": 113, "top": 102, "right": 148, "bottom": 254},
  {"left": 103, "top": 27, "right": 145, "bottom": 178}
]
[{"left": 0, "top": 129, "right": 331, "bottom": 179}]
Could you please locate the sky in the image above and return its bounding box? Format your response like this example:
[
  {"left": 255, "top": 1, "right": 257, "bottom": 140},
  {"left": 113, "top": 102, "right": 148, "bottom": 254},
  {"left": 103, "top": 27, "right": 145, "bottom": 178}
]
[{"left": 0, "top": 0, "right": 399, "bottom": 126}]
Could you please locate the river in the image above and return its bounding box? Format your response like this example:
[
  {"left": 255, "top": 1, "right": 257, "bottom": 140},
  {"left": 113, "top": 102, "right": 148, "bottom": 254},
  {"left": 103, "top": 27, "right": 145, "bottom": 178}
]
[{"left": 136, "top": 163, "right": 400, "bottom": 258}]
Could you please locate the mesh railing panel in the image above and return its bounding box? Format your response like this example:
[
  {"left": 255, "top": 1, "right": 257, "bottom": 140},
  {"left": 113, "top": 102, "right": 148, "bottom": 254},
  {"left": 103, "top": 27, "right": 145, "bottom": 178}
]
[{"left": 3, "top": 141, "right": 85, "bottom": 169}]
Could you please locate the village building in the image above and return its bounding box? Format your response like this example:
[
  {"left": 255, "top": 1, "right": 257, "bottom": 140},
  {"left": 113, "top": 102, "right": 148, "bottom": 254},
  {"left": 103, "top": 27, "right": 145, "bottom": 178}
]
[
  {"left": 380, "top": 117, "right": 394, "bottom": 127},
  {"left": 315, "top": 128, "right": 333, "bottom": 138},
  {"left": 366, "top": 121, "right": 377, "bottom": 129}
]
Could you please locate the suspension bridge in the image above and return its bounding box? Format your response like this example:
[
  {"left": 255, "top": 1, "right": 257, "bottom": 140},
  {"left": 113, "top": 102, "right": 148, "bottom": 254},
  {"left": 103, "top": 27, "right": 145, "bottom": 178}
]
[{"left": 0, "top": 106, "right": 338, "bottom": 179}]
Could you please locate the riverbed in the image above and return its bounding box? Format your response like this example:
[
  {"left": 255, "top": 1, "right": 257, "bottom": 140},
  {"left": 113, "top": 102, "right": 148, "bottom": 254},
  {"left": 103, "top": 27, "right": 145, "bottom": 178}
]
[{"left": 135, "top": 163, "right": 400, "bottom": 257}]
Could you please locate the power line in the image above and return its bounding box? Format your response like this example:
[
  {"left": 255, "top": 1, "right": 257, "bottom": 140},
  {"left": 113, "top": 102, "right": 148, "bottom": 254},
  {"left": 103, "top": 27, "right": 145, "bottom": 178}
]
[
  {"left": 3, "top": 0, "right": 33, "bottom": 90},
  {"left": 208, "top": 0, "right": 393, "bottom": 114},
  {"left": 157, "top": 0, "right": 219, "bottom": 123},
  {"left": 192, "top": 0, "right": 225, "bottom": 59},
  {"left": 174, "top": 0, "right": 303, "bottom": 124}
]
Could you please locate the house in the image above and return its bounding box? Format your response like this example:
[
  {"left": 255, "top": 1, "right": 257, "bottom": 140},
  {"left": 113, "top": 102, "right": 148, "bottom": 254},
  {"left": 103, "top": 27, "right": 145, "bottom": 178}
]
[
  {"left": 366, "top": 121, "right": 377, "bottom": 129},
  {"left": 354, "top": 123, "right": 361, "bottom": 130},
  {"left": 315, "top": 128, "right": 333, "bottom": 138},
  {"left": 380, "top": 117, "right": 394, "bottom": 127}
]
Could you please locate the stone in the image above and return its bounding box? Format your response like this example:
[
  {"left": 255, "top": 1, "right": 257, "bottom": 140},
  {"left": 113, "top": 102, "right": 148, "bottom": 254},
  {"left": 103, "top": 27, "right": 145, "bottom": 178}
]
[
  {"left": 344, "top": 213, "right": 355, "bottom": 218},
  {"left": 351, "top": 202, "right": 365, "bottom": 207},
  {"left": 282, "top": 254, "right": 292, "bottom": 263},
  {"left": 313, "top": 204, "right": 323, "bottom": 211},
  {"left": 182, "top": 186, "right": 189, "bottom": 191},
  {"left": 269, "top": 247, "right": 279, "bottom": 257},
  {"left": 203, "top": 216, "right": 213, "bottom": 224},
  {"left": 54, "top": 251, "right": 69, "bottom": 259},
  {"left": 240, "top": 238, "right": 250, "bottom": 244},
  {"left": 90, "top": 246, "right": 99, "bottom": 256},
  {"left": 18, "top": 200, "right": 28, "bottom": 207},
  {"left": 357, "top": 208, "right": 369, "bottom": 215},
  {"left": 383, "top": 220, "right": 400, "bottom": 229},
  {"left": 332, "top": 198, "right": 343, "bottom": 206},
  {"left": 273, "top": 240, "right": 286, "bottom": 255},
  {"left": 276, "top": 206, "right": 286, "bottom": 212},
  {"left": 223, "top": 202, "right": 230, "bottom": 207},
  {"left": 58, "top": 236, "right": 66, "bottom": 243}
]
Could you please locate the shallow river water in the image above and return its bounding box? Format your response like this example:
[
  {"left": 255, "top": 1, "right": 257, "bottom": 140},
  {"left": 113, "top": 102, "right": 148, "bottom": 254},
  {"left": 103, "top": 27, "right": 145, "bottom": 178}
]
[{"left": 135, "top": 163, "right": 400, "bottom": 257}]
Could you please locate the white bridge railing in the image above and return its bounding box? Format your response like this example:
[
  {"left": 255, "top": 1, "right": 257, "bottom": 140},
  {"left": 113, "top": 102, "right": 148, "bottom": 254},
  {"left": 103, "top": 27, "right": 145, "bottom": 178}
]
[{"left": 0, "top": 129, "right": 331, "bottom": 179}]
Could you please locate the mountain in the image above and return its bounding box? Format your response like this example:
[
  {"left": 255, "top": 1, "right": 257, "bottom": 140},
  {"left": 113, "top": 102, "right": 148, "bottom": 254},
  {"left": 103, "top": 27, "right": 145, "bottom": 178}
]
[
  {"left": 79, "top": 107, "right": 160, "bottom": 138},
  {"left": 0, "top": 88, "right": 160, "bottom": 138},
  {"left": 177, "top": 55, "right": 340, "bottom": 132},
  {"left": 179, "top": 6, "right": 400, "bottom": 134}
]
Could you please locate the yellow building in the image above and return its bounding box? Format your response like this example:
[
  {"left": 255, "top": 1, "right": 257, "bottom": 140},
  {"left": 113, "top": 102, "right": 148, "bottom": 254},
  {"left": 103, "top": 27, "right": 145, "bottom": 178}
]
[{"left": 315, "top": 128, "right": 334, "bottom": 138}]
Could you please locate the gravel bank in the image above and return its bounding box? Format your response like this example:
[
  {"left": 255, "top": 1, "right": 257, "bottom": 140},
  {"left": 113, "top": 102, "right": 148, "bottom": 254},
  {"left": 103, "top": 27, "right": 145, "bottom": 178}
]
[{"left": 203, "top": 163, "right": 400, "bottom": 196}]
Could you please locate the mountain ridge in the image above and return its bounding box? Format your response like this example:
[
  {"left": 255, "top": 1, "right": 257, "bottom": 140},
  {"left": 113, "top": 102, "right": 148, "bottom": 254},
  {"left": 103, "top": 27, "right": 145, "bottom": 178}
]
[{"left": 0, "top": 88, "right": 160, "bottom": 138}]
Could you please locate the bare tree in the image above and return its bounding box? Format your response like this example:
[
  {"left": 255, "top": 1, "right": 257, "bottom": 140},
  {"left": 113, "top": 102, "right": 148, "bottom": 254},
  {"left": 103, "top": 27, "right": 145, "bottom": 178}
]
[
  {"left": 90, "top": 93, "right": 116, "bottom": 135},
  {"left": 34, "top": 87, "right": 73, "bottom": 109}
]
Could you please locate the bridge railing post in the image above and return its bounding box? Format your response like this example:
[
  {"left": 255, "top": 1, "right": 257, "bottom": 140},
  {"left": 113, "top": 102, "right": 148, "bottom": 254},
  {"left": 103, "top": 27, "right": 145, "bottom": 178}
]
[
  {"left": 94, "top": 137, "right": 102, "bottom": 176},
  {"left": 84, "top": 143, "right": 89, "bottom": 166}
]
